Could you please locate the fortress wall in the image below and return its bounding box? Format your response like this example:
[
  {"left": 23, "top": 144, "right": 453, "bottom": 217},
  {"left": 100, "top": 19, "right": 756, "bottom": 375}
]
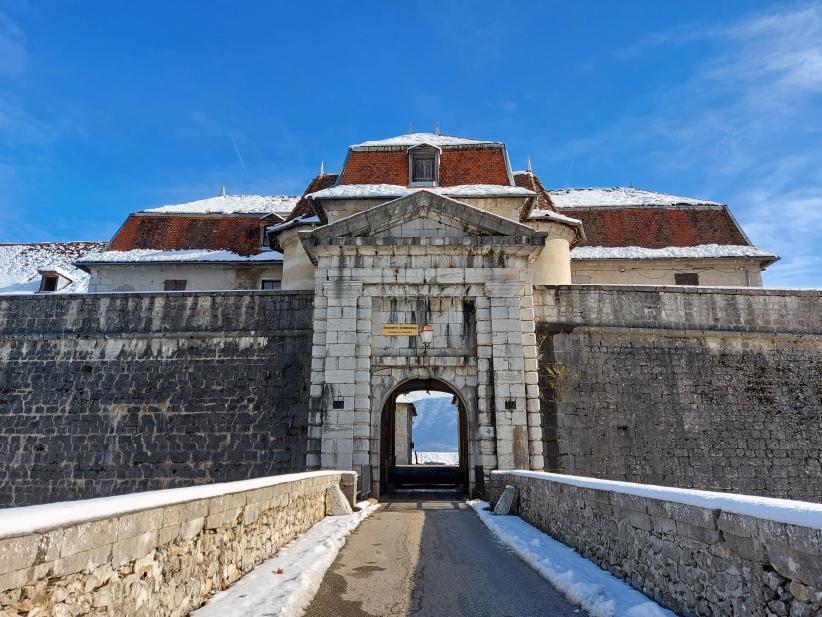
[
  {"left": 489, "top": 471, "right": 822, "bottom": 617},
  {"left": 0, "top": 291, "right": 314, "bottom": 507},
  {"left": 534, "top": 285, "right": 822, "bottom": 501}
]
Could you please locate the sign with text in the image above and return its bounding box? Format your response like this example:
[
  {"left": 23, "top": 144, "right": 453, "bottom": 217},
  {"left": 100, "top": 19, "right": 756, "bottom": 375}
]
[{"left": 381, "top": 323, "right": 419, "bottom": 336}]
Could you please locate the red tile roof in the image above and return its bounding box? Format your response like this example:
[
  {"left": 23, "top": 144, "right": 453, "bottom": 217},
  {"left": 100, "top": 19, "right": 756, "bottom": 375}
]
[
  {"left": 108, "top": 215, "right": 269, "bottom": 255},
  {"left": 338, "top": 147, "right": 511, "bottom": 186},
  {"left": 565, "top": 207, "right": 750, "bottom": 248},
  {"left": 285, "top": 173, "right": 338, "bottom": 223}
]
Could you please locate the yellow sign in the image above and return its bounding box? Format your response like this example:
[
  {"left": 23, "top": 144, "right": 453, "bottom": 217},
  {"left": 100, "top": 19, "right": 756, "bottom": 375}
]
[{"left": 381, "top": 323, "right": 419, "bottom": 336}]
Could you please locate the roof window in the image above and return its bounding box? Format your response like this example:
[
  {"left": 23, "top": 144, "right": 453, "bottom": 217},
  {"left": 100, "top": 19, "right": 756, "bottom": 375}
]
[{"left": 409, "top": 145, "right": 439, "bottom": 186}]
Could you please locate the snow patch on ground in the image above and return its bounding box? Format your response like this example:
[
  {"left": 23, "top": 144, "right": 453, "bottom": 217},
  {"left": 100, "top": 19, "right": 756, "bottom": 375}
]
[
  {"left": 571, "top": 244, "right": 776, "bottom": 260},
  {"left": 0, "top": 471, "right": 350, "bottom": 537},
  {"left": 502, "top": 471, "right": 822, "bottom": 530},
  {"left": 193, "top": 501, "right": 379, "bottom": 617},
  {"left": 549, "top": 187, "right": 723, "bottom": 208},
  {"left": 470, "top": 501, "right": 676, "bottom": 617},
  {"left": 77, "top": 249, "right": 283, "bottom": 264},
  {"left": 142, "top": 194, "right": 299, "bottom": 215}
]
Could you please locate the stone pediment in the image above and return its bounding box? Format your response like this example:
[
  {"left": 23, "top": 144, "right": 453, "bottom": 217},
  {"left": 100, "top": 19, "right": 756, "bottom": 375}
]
[{"left": 306, "top": 190, "right": 541, "bottom": 242}]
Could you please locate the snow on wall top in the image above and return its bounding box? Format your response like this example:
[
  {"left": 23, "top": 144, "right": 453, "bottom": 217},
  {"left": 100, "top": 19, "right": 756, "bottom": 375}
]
[
  {"left": 308, "top": 184, "right": 533, "bottom": 199},
  {"left": 0, "top": 242, "right": 106, "bottom": 295},
  {"left": 350, "top": 132, "right": 501, "bottom": 150},
  {"left": 142, "top": 194, "right": 299, "bottom": 215},
  {"left": 549, "top": 187, "right": 724, "bottom": 209},
  {"left": 77, "top": 249, "right": 283, "bottom": 264},
  {"left": 498, "top": 470, "right": 822, "bottom": 530},
  {"left": 0, "top": 471, "right": 352, "bottom": 538},
  {"left": 571, "top": 244, "right": 778, "bottom": 260}
]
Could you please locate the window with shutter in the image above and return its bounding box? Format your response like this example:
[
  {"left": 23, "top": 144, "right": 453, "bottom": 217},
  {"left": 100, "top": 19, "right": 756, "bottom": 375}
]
[
  {"left": 409, "top": 146, "right": 439, "bottom": 185},
  {"left": 674, "top": 273, "right": 699, "bottom": 286},
  {"left": 163, "top": 279, "right": 187, "bottom": 291}
]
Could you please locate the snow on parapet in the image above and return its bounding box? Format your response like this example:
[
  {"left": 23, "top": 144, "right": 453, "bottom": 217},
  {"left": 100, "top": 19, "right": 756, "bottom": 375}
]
[
  {"left": 351, "top": 132, "right": 502, "bottom": 150},
  {"left": 308, "top": 184, "right": 533, "bottom": 199},
  {"left": 571, "top": 244, "right": 777, "bottom": 260},
  {"left": 0, "top": 471, "right": 352, "bottom": 538},
  {"left": 142, "top": 194, "right": 299, "bottom": 215},
  {"left": 498, "top": 471, "right": 822, "bottom": 530},
  {"left": 527, "top": 208, "right": 584, "bottom": 227},
  {"left": 549, "top": 187, "right": 724, "bottom": 209},
  {"left": 77, "top": 249, "right": 283, "bottom": 264}
]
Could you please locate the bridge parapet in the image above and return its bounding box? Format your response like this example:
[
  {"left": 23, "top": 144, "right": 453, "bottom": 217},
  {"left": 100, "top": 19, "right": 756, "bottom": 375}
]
[
  {"left": 490, "top": 471, "right": 822, "bottom": 616},
  {"left": 0, "top": 470, "right": 356, "bottom": 616}
]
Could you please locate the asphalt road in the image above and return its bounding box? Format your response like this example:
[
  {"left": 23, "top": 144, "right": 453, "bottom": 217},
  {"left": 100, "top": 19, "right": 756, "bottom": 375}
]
[{"left": 303, "top": 499, "right": 585, "bottom": 617}]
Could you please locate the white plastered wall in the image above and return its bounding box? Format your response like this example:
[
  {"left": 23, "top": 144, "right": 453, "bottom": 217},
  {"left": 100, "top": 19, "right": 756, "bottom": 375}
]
[
  {"left": 570, "top": 258, "right": 764, "bottom": 287},
  {"left": 86, "top": 263, "right": 283, "bottom": 292}
]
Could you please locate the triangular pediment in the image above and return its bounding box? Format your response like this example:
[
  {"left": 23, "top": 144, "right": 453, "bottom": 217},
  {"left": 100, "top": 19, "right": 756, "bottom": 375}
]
[{"left": 307, "top": 190, "right": 540, "bottom": 241}]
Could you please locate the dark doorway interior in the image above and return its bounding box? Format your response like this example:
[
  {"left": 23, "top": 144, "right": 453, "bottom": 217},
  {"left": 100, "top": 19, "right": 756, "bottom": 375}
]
[{"left": 379, "top": 379, "right": 468, "bottom": 497}]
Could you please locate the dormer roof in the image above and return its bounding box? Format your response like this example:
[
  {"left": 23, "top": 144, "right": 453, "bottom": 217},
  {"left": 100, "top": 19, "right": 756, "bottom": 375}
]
[{"left": 350, "top": 133, "right": 502, "bottom": 151}]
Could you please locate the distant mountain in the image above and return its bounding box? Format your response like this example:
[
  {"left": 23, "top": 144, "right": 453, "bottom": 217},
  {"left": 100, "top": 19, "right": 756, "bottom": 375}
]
[{"left": 411, "top": 395, "right": 458, "bottom": 452}]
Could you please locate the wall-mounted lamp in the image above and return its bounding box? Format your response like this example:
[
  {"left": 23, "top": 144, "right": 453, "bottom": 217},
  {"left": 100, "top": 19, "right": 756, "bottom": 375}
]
[{"left": 420, "top": 323, "right": 434, "bottom": 354}]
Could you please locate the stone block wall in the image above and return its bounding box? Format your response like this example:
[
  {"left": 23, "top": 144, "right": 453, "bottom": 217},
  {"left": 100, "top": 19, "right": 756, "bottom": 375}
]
[
  {"left": 535, "top": 285, "right": 822, "bottom": 501},
  {"left": 489, "top": 471, "right": 822, "bottom": 617},
  {"left": 0, "top": 471, "right": 356, "bottom": 617},
  {"left": 0, "top": 291, "right": 314, "bottom": 507}
]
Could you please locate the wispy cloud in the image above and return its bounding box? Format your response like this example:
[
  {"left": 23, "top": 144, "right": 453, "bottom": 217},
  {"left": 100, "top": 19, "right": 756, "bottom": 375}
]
[
  {"left": 551, "top": 2, "right": 822, "bottom": 287},
  {"left": 0, "top": 10, "right": 25, "bottom": 79}
]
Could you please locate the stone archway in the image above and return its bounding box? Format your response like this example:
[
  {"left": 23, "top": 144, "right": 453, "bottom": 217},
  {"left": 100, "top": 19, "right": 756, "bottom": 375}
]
[{"left": 371, "top": 374, "right": 476, "bottom": 498}]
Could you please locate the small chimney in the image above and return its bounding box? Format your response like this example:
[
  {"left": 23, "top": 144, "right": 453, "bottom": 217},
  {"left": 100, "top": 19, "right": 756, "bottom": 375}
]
[
  {"left": 527, "top": 156, "right": 533, "bottom": 173},
  {"left": 435, "top": 121, "right": 441, "bottom": 135},
  {"left": 408, "top": 121, "right": 413, "bottom": 135},
  {"left": 219, "top": 185, "right": 226, "bottom": 197},
  {"left": 319, "top": 160, "right": 325, "bottom": 176}
]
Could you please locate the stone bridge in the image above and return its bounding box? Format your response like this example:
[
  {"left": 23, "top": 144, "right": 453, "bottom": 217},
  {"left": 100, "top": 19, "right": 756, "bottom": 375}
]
[{"left": 0, "top": 471, "right": 820, "bottom": 617}]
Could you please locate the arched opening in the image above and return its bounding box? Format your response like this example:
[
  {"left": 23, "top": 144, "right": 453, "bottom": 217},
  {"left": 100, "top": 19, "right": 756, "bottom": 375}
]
[{"left": 379, "top": 378, "right": 468, "bottom": 496}]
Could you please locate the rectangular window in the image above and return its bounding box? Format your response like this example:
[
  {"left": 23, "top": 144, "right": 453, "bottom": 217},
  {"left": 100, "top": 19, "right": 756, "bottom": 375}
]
[
  {"left": 260, "top": 280, "right": 281, "bottom": 290},
  {"left": 674, "top": 273, "right": 699, "bottom": 286},
  {"left": 412, "top": 156, "right": 435, "bottom": 182},
  {"left": 163, "top": 279, "right": 187, "bottom": 291},
  {"left": 41, "top": 275, "right": 58, "bottom": 292}
]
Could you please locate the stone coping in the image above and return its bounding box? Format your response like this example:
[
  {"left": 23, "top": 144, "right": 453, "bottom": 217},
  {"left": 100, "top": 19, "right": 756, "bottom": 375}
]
[
  {"left": 0, "top": 289, "right": 315, "bottom": 302},
  {"left": 539, "top": 283, "right": 822, "bottom": 296},
  {"left": 0, "top": 471, "right": 355, "bottom": 539},
  {"left": 493, "top": 471, "right": 822, "bottom": 530}
]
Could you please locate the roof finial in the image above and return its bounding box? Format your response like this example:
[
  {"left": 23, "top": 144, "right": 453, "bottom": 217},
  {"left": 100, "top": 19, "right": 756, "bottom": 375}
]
[
  {"left": 319, "top": 160, "right": 325, "bottom": 176},
  {"left": 527, "top": 156, "right": 533, "bottom": 173},
  {"left": 219, "top": 185, "right": 226, "bottom": 197},
  {"left": 435, "top": 121, "right": 441, "bottom": 135},
  {"left": 408, "top": 121, "right": 413, "bottom": 135}
]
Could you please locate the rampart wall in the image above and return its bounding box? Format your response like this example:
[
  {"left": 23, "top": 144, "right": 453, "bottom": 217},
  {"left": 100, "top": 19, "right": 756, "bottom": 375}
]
[
  {"left": 535, "top": 285, "right": 822, "bottom": 501},
  {"left": 490, "top": 471, "right": 822, "bottom": 617},
  {"left": 0, "top": 291, "right": 314, "bottom": 507}
]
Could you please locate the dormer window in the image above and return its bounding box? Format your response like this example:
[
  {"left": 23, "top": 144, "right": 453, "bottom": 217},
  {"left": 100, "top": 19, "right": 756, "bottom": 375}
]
[{"left": 409, "top": 145, "right": 439, "bottom": 186}]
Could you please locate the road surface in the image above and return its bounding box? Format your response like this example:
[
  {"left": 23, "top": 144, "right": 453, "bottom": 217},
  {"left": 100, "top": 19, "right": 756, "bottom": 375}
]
[{"left": 303, "top": 499, "right": 585, "bottom": 617}]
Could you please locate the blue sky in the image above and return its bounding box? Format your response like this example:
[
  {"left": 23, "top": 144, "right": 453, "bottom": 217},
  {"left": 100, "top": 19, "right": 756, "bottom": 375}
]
[{"left": 1, "top": 1, "right": 820, "bottom": 286}]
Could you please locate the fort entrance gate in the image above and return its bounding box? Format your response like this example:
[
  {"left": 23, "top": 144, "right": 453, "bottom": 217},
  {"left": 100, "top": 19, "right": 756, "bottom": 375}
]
[{"left": 301, "top": 191, "right": 549, "bottom": 497}]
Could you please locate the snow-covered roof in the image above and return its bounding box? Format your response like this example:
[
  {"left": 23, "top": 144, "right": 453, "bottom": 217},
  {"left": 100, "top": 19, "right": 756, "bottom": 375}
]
[
  {"left": 141, "top": 194, "right": 299, "bottom": 216},
  {"left": 266, "top": 214, "right": 322, "bottom": 235},
  {"left": 351, "top": 133, "right": 501, "bottom": 150},
  {"left": 0, "top": 242, "right": 106, "bottom": 295},
  {"left": 571, "top": 244, "right": 778, "bottom": 261},
  {"left": 549, "top": 187, "right": 724, "bottom": 209},
  {"left": 527, "top": 209, "right": 584, "bottom": 227},
  {"left": 308, "top": 184, "right": 533, "bottom": 200},
  {"left": 77, "top": 249, "right": 283, "bottom": 265}
]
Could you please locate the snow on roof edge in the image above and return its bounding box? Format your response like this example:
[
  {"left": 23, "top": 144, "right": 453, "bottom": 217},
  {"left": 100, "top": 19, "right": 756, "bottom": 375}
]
[
  {"left": 497, "top": 470, "right": 822, "bottom": 530},
  {"left": 77, "top": 249, "right": 284, "bottom": 265},
  {"left": 571, "top": 244, "right": 778, "bottom": 261}
]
